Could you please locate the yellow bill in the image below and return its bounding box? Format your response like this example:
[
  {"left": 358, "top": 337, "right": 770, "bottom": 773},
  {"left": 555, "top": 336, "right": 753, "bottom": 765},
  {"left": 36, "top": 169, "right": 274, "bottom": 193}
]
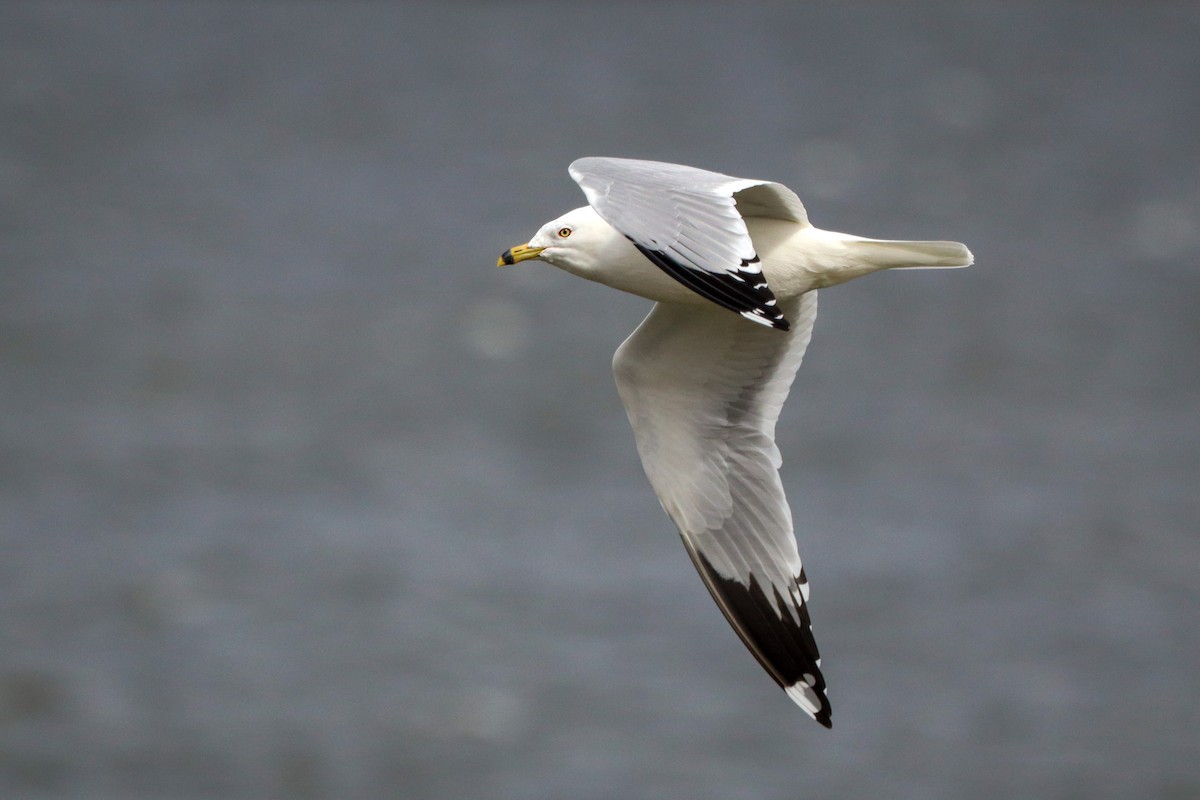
[{"left": 497, "top": 243, "right": 545, "bottom": 267}]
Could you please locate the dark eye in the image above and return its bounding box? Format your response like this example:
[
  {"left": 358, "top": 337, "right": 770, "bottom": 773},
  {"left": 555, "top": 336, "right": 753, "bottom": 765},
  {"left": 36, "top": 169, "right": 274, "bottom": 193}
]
[{"left": 557, "top": 227, "right": 572, "bottom": 238}]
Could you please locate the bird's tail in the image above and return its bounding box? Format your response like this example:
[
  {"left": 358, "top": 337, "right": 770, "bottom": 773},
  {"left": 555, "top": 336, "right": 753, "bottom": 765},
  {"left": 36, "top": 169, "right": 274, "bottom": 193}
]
[{"left": 848, "top": 238, "right": 974, "bottom": 270}]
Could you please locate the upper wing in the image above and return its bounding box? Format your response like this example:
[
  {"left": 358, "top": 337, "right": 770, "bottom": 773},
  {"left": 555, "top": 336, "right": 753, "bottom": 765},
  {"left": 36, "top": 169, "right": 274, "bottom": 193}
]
[
  {"left": 611, "top": 290, "right": 831, "bottom": 726},
  {"left": 570, "top": 157, "right": 809, "bottom": 331}
]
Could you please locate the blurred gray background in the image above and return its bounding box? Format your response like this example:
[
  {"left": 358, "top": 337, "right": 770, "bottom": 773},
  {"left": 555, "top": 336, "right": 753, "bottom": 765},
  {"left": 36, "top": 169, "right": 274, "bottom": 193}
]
[{"left": 2, "top": 2, "right": 1198, "bottom": 798}]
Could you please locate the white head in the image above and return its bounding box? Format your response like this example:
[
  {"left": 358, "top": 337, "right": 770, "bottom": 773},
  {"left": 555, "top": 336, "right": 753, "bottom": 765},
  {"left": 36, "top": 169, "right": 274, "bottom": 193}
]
[{"left": 497, "top": 206, "right": 625, "bottom": 279}]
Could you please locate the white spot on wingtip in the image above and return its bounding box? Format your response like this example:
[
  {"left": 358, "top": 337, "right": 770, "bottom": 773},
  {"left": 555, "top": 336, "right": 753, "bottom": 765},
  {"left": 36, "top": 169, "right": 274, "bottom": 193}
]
[
  {"left": 740, "top": 310, "right": 775, "bottom": 328},
  {"left": 786, "top": 683, "right": 821, "bottom": 716}
]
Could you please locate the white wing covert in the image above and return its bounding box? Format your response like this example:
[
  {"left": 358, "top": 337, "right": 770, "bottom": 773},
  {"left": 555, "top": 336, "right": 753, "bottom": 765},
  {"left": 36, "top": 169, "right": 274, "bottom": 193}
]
[
  {"left": 570, "top": 157, "right": 809, "bottom": 331},
  {"left": 612, "top": 290, "right": 831, "bottom": 727}
]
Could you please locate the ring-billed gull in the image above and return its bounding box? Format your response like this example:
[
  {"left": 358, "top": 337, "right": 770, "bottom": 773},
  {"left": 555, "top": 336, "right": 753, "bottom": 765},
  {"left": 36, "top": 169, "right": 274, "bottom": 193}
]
[{"left": 499, "top": 157, "right": 972, "bottom": 728}]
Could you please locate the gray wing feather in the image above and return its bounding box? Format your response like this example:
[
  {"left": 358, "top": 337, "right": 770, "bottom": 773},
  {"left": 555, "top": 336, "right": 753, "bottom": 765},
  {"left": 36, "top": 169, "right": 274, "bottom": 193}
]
[
  {"left": 569, "top": 156, "right": 808, "bottom": 276},
  {"left": 611, "top": 290, "right": 831, "bottom": 725}
]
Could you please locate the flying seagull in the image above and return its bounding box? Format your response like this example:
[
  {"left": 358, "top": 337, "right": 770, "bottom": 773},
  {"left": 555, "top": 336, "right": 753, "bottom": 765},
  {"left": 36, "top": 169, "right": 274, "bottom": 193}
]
[{"left": 499, "top": 157, "right": 972, "bottom": 728}]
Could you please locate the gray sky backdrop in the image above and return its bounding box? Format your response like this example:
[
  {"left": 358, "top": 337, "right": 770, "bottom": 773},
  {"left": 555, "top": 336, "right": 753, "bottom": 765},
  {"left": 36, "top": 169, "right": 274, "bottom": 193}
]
[{"left": 2, "top": 3, "right": 1198, "bottom": 799}]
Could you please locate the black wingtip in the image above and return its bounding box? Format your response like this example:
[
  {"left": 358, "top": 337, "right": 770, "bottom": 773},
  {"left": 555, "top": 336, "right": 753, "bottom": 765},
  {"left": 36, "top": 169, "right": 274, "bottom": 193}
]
[
  {"left": 771, "top": 315, "right": 791, "bottom": 332},
  {"left": 631, "top": 241, "right": 789, "bottom": 330},
  {"left": 740, "top": 310, "right": 790, "bottom": 331},
  {"left": 810, "top": 700, "right": 832, "bottom": 729},
  {"left": 692, "top": 551, "right": 831, "bottom": 727}
]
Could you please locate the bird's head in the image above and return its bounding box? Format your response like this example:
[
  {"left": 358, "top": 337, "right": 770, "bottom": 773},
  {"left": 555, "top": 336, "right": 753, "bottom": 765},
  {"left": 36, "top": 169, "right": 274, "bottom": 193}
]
[{"left": 497, "top": 206, "right": 617, "bottom": 276}]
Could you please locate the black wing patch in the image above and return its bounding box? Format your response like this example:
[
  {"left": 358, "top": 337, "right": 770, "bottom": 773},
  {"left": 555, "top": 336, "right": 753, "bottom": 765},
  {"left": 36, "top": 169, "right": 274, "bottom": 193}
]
[
  {"left": 695, "top": 550, "right": 831, "bottom": 727},
  {"left": 630, "top": 241, "right": 790, "bottom": 331}
]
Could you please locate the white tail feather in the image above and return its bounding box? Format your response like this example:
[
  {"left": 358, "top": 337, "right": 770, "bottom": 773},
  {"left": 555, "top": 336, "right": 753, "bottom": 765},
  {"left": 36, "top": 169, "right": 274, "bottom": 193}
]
[{"left": 848, "top": 239, "right": 973, "bottom": 269}]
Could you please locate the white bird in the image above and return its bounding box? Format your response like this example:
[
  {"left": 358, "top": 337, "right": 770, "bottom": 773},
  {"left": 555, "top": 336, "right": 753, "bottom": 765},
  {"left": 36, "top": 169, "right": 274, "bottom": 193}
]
[{"left": 499, "top": 157, "right": 972, "bottom": 728}]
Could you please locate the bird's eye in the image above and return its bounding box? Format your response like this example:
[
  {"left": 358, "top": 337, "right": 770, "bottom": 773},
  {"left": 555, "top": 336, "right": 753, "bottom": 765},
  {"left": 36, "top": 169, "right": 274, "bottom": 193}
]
[{"left": 557, "top": 227, "right": 572, "bottom": 238}]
